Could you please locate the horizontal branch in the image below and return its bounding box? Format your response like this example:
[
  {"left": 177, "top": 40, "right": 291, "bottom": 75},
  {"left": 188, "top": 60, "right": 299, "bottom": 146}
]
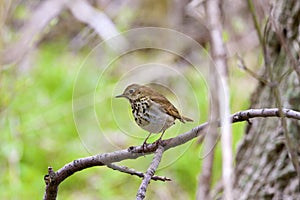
[
  {"left": 231, "top": 108, "right": 300, "bottom": 122},
  {"left": 43, "top": 108, "right": 300, "bottom": 200}
]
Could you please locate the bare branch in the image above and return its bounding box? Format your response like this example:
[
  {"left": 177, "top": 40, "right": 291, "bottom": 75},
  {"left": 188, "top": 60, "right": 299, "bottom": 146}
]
[
  {"left": 237, "top": 54, "right": 269, "bottom": 85},
  {"left": 1, "top": 0, "right": 126, "bottom": 65},
  {"left": 66, "top": 0, "right": 127, "bottom": 52},
  {"left": 270, "top": 15, "right": 300, "bottom": 81},
  {"left": 43, "top": 108, "right": 300, "bottom": 200},
  {"left": 247, "top": 0, "right": 264, "bottom": 47},
  {"left": 136, "top": 145, "right": 165, "bottom": 200},
  {"left": 43, "top": 167, "right": 59, "bottom": 200},
  {"left": 205, "top": 0, "right": 232, "bottom": 199},
  {"left": 106, "top": 163, "right": 171, "bottom": 182},
  {"left": 197, "top": 122, "right": 217, "bottom": 200},
  {"left": 1, "top": 0, "right": 69, "bottom": 65},
  {"left": 231, "top": 108, "right": 300, "bottom": 122}
]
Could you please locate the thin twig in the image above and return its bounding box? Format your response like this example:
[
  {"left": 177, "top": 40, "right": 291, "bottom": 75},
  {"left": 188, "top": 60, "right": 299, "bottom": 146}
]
[
  {"left": 43, "top": 108, "right": 300, "bottom": 200},
  {"left": 277, "top": 68, "right": 294, "bottom": 84},
  {"left": 270, "top": 15, "right": 300, "bottom": 81},
  {"left": 247, "top": 0, "right": 274, "bottom": 93},
  {"left": 237, "top": 54, "right": 269, "bottom": 85},
  {"left": 136, "top": 145, "right": 165, "bottom": 200},
  {"left": 106, "top": 163, "right": 171, "bottom": 182},
  {"left": 247, "top": 0, "right": 264, "bottom": 46}
]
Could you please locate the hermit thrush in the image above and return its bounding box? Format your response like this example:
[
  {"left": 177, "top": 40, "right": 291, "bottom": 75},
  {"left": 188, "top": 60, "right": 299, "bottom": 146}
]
[{"left": 116, "top": 84, "right": 193, "bottom": 145}]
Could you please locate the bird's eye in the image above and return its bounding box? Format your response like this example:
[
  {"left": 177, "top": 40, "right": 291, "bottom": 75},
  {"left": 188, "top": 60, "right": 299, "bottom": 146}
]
[{"left": 128, "top": 89, "right": 135, "bottom": 94}]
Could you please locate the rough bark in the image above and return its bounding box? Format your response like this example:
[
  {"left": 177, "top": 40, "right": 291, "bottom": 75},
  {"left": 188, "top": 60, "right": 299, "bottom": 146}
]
[{"left": 233, "top": 0, "right": 300, "bottom": 199}]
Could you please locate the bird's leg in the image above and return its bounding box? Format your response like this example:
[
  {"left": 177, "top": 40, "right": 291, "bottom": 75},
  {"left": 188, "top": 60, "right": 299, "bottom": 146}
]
[
  {"left": 142, "top": 132, "right": 152, "bottom": 150},
  {"left": 159, "top": 131, "right": 165, "bottom": 140},
  {"left": 143, "top": 132, "right": 152, "bottom": 144},
  {"left": 155, "top": 131, "right": 165, "bottom": 145}
]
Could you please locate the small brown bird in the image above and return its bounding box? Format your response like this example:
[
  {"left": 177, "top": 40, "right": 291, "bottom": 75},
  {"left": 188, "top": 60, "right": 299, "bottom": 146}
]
[{"left": 116, "top": 84, "right": 193, "bottom": 145}]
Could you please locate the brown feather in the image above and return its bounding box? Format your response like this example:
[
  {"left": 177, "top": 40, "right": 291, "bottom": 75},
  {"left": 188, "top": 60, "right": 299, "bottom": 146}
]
[{"left": 138, "top": 85, "right": 193, "bottom": 123}]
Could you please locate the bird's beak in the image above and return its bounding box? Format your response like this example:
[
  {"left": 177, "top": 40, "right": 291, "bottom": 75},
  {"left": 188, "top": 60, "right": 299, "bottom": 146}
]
[{"left": 115, "top": 94, "right": 126, "bottom": 98}]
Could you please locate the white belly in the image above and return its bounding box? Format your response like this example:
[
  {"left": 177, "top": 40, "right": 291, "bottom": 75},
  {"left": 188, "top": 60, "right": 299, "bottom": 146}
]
[{"left": 140, "top": 102, "right": 175, "bottom": 133}]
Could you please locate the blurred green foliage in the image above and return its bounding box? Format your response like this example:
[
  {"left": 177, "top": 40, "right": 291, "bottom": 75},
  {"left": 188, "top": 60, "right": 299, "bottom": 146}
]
[{"left": 0, "top": 41, "right": 252, "bottom": 199}]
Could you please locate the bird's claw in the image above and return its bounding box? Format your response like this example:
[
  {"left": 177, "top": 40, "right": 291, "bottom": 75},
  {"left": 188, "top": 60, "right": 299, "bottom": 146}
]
[{"left": 141, "top": 141, "right": 148, "bottom": 152}]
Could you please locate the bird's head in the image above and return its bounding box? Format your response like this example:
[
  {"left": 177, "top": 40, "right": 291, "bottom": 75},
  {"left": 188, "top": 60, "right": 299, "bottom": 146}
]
[{"left": 115, "top": 84, "right": 142, "bottom": 101}]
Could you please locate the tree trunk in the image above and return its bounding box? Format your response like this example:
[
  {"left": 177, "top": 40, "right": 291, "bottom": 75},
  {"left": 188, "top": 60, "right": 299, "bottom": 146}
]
[{"left": 233, "top": 0, "right": 300, "bottom": 199}]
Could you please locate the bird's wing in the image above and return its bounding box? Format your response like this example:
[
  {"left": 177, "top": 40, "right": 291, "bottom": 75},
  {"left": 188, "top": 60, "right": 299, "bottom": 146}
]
[{"left": 140, "top": 86, "right": 185, "bottom": 122}]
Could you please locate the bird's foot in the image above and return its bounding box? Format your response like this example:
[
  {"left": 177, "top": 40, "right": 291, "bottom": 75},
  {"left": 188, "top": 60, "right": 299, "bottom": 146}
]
[
  {"left": 154, "top": 138, "right": 163, "bottom": 146},
  {"left": 141, "top": 141, "right": 148, "bottom": 152}
]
